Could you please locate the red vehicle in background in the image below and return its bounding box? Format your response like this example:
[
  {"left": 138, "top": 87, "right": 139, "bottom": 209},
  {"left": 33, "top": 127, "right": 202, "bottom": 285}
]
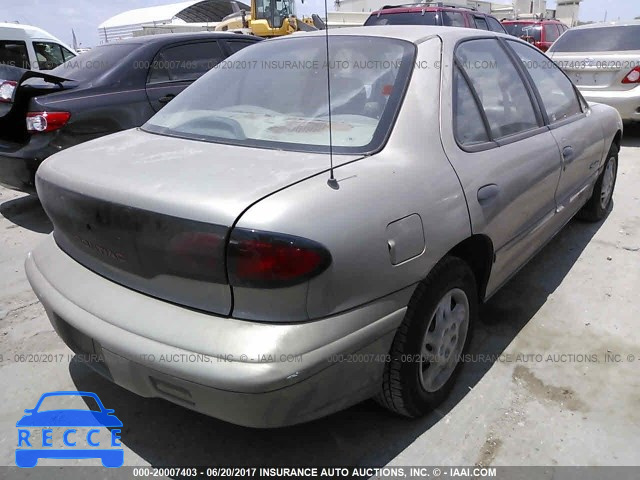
[
  {"left": 502, "top": 18, "right": 569, "bottom": 52},
  {"left": 365, "top": 2, "right": 507, "bottom": 33}
]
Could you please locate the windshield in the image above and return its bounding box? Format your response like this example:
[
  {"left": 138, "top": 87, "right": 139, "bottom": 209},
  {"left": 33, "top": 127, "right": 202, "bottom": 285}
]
[
  {"left": 504, "top": 23, "right": 542, "bottom": 41},
  {"left": 49, "top": 44, "right": 138, "bottom": 82},
  {"left": 255, "top": 0, "right": 296, "bottom": 28},
  {"left": 365, "top": 12, "right": 437, "bottom": 26},
  {"left": 143, "top": 36, "right": 415, "bottom": 155},
  {"left": 550, "top": 25, "right": 640, "bottom": 53}
]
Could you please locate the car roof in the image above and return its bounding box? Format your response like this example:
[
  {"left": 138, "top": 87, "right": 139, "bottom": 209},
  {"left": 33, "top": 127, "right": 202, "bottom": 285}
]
[
  {"left": 0, "top": 22, "right": 74, "bottom": 49},
  {"left": 97, "top": 31, "right": 258, "bottom": 47},
  {"left": 281, "top": 25, "right": 509, "bottom": 44},
  {"left": 501, "top": 19, "right": 562, "bottom": 24},
  {"left": 372, "top": 5, "right": 470, "bottom": 13},
  {"left": 569, "top": 20, "right": 640, "bottom": 30}
]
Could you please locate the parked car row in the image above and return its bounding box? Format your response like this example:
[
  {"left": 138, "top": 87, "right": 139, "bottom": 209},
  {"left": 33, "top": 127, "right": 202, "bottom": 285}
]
[
  {"left": 0, "top": 32, "right": 260, "bottom": 192},
  {"left": 14, "top": 22, "right": 622, "bottom": 427},
  {"left": 363, "top": 5, "right": 639, "bottom": 124}
]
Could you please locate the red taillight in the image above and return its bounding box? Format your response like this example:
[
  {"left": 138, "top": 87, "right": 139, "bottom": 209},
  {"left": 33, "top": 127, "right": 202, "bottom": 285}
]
[
  {"left": 26, "top": 111, "right": 71, "bottom": 133},
  {"left": 622, "top": 66, "right": 640, "bottom": 84},
  {"left": 0, "top": 80, "right": 17, "bottom": 103},
  {"left": 227, "top": 228, "right": 331, "bottom": 288}
]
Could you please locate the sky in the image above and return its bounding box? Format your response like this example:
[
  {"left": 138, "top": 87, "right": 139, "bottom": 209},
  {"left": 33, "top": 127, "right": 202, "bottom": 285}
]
[{"left": 3, "top": 0, "right": 639, "bottom": 48}]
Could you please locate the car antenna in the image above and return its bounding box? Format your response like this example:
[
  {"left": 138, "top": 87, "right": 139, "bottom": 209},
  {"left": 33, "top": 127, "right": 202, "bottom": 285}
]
[{"left": 324, "top": 0, "right": 339, "bottom": 190}]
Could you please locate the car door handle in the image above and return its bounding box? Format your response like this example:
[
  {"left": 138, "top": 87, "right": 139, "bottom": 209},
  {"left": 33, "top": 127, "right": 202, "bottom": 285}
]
[
  {"left": 477, "top": 184, "right": 500, "bottom": 203},
  {"left": 159, "top": 94, "right": 176, "bottom": 104},
  {"left": 562, "top": 146, "right": 575, "bottom": 164}
]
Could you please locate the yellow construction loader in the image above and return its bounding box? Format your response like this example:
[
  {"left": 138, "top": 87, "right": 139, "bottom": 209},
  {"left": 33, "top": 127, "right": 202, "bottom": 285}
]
[{"left": 215, "top": 0, "right": 325, "bottom": 37}]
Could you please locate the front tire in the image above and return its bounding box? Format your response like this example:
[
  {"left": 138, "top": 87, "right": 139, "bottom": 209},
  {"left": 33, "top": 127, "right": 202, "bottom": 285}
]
[
  {"left": 578, "top": 144, "right": 618, "bottom": 222},
  {"left": 376, "top": 256, "right": 478, "bottom": 417}
]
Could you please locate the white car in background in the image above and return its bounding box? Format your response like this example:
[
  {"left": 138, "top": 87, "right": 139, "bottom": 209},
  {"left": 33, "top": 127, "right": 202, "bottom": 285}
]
[
  {"left": 0, "top": 22, "right": 76, "bottom": 71},
  {"left": 548, "top": 21, "right": 640, "bottom": 123}
]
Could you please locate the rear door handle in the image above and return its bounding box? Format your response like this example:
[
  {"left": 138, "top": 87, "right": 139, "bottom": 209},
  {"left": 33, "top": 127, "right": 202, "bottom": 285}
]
[
  {"left": 159, "top": 94, "right": 176, "bottom": 104},
  {"left": 562, "top": 146, "right": 575, "bottom": 164},
  {"left": 477, "top": 184, "right": 500, "bottom": 204}
]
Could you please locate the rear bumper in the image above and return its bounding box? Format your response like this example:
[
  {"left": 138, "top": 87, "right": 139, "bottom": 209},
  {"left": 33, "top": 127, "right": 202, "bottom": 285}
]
[
  {"left": 26, "top": 235, "right": 411, "bottom": 428},
  {"left": 582, "top": 86, "right": 640, "bottom": 122},
  {"left": 0, "top": 134, "right": 60, "bottom": 193}
]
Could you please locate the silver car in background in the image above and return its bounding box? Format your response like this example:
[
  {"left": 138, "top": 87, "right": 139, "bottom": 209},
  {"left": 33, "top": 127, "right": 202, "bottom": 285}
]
[
  {"left": 548, "top": 21, "right": 640, "bottom": 123},
  {"left": 27, "top": 26, "right": 622, "bottom": 427}
]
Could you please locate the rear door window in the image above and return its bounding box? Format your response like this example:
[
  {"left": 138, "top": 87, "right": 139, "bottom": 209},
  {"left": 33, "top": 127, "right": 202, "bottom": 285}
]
[
  {"left": 508, "top": 40, "right": 582, "bottom": 123},
  {"left": 486, "top": 16, "right": 506, "bottom": 33},
  {"left": 148, "top": 41, "right": 225, "bottom": 84},
  {"left": 455, "top": 39, "right": 539, "bottom": 139},
  {"left": 224, "top": 40, "right": 258, "bottom": 55},
  {"left": 550, "top": 25, "right": 640, "bottom": 52},
  {"left": 454, "top": 65, "right": 490, "bottom": 146},
  {"left": 61, "top": 46, "right": 75, "bottom": 61},
  {"left": 473, "top": 16, "right": 489, "bottom": 30},
  {"left": 543, "top": 24, "right": 560, "bottom": 43},
  {"left": 0, "top": 40, "right": 30, "bottom": 69},
  {"left": 33, "top": 42, "right": 67, "bottom": 70},
  {"left": 442, "top": 11, "right": 466, "bottom": 27}
]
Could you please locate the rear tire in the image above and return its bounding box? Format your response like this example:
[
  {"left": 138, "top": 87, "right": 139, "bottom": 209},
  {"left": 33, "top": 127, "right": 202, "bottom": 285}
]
[
  {"left": 578, "top": 144, "right": 618, "bottom": 222},
  {"left": 375, "top": 256, "right": 478, "bottom": 417}
]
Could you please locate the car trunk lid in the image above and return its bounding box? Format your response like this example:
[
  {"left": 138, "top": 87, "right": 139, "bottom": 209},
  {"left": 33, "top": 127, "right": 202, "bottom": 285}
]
[
  {"left": 37, "top": 128, "right": 361, "bottom": 315},
  {"left": 550, "top": 51, "right": 640, "bottom": 91},
  {"left": 0, "top": 66, "right": 77, "bottom": 145}
]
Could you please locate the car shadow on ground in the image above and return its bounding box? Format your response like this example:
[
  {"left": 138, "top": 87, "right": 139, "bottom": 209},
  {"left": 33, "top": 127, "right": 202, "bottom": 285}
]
[
  {"left": 622, "top": 123, "right": 640, "bottom": 147},
  {"left": 69, "top": 213, "right": 606, "bottom": 468},
  {"left": 0, "top": 194, "right": 52, "bottom": 234}
]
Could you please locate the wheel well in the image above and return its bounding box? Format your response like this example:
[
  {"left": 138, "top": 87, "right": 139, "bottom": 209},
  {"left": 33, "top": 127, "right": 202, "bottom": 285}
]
[
  {"left": 448, "top": 235, "right": 494, "bottom": 302},
  {"left": 613, "top": 130, "right": 622, "bottom": 151}
]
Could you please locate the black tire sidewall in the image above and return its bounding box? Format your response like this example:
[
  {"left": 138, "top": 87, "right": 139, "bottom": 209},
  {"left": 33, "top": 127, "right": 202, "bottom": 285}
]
[
  {"left": 596, "top": 153, "right": 618, "bottom": 217},
  {"left": 398, "top": 258, "right": 478, "bottom": 416}
]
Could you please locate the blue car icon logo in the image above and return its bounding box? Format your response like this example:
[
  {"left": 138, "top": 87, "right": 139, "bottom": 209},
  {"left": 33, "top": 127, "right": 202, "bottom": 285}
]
[{"left": 16, "top": 391, "right": 123, "bottom": 468}]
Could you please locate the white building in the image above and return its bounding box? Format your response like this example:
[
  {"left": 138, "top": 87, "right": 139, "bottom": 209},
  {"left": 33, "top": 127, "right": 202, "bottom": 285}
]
[{"left": 98, "top": 0, "right": 249, "bottom": 43}]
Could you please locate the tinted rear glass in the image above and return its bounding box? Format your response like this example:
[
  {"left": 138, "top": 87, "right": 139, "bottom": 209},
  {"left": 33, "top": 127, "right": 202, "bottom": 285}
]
[
  {"left": 504, "top": 23, "right": 542, "bottom": 41},
  {"left": 0, "top": 41, "right": 30, "bottom": 69},
  {"left": 365, "top": 12, "right": 437, "bottom": 26},
  {"left": 144, "top": 36, "right": 415, "bottom": 155},
  {"left": 48, "top": 44, "right": 138, "bottom": 81},
  {"left": 550, "top": 25, "right": 640, "bottom": 52}
]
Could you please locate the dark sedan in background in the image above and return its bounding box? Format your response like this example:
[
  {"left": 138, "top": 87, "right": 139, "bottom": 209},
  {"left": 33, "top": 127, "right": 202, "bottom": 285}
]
[{"left": 0, "top": 32, "right": 260, "bottom": 193}]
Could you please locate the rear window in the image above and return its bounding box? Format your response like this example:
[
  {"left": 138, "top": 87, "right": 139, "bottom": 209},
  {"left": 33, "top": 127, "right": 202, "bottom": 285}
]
[
  {"left": 143, "top": 36, "right": 415, "bottom": 155},
  {"left": 0, "top": 41, "right": 30, "bottom": 69},
  {"left": 365, "top": 11, "right": 437, "bottom": 26},
  {"left": 550, "top": 25, "right": 640, "bottom": 52},
  {"left": 504, "top": 23, "right": 542, "bottom": 42},
  {"left": 48, "top": 44, "right": 138, "bottom": 82}
]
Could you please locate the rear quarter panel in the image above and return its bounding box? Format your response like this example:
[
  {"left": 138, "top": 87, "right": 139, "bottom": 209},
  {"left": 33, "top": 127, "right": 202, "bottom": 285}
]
[
  {"left": 233, "top": 37, "right": 472, "bottom": 321},
  {"left": 36, "top": 87, "right": 155, "bottom": 148}
]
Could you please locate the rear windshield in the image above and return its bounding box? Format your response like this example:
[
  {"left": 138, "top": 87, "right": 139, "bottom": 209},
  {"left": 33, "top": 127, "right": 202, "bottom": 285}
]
[
  {"left": 365, "top": 12, "right": 437, "bottom": 26},
  {"left": 0, "top": 41, "right": 30, "bottom": 70},
  {"left": 504, "top": 23, "right": 542, "bottom": 41},
  {"left": 143, "top": 36, "right": 415, "bottom": 155},
  {"left": 48, "top": 44, "right": 138, "bottom": 82},
  {"left": 550, "top": 25, "right": 640, "bottom": 52}
]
